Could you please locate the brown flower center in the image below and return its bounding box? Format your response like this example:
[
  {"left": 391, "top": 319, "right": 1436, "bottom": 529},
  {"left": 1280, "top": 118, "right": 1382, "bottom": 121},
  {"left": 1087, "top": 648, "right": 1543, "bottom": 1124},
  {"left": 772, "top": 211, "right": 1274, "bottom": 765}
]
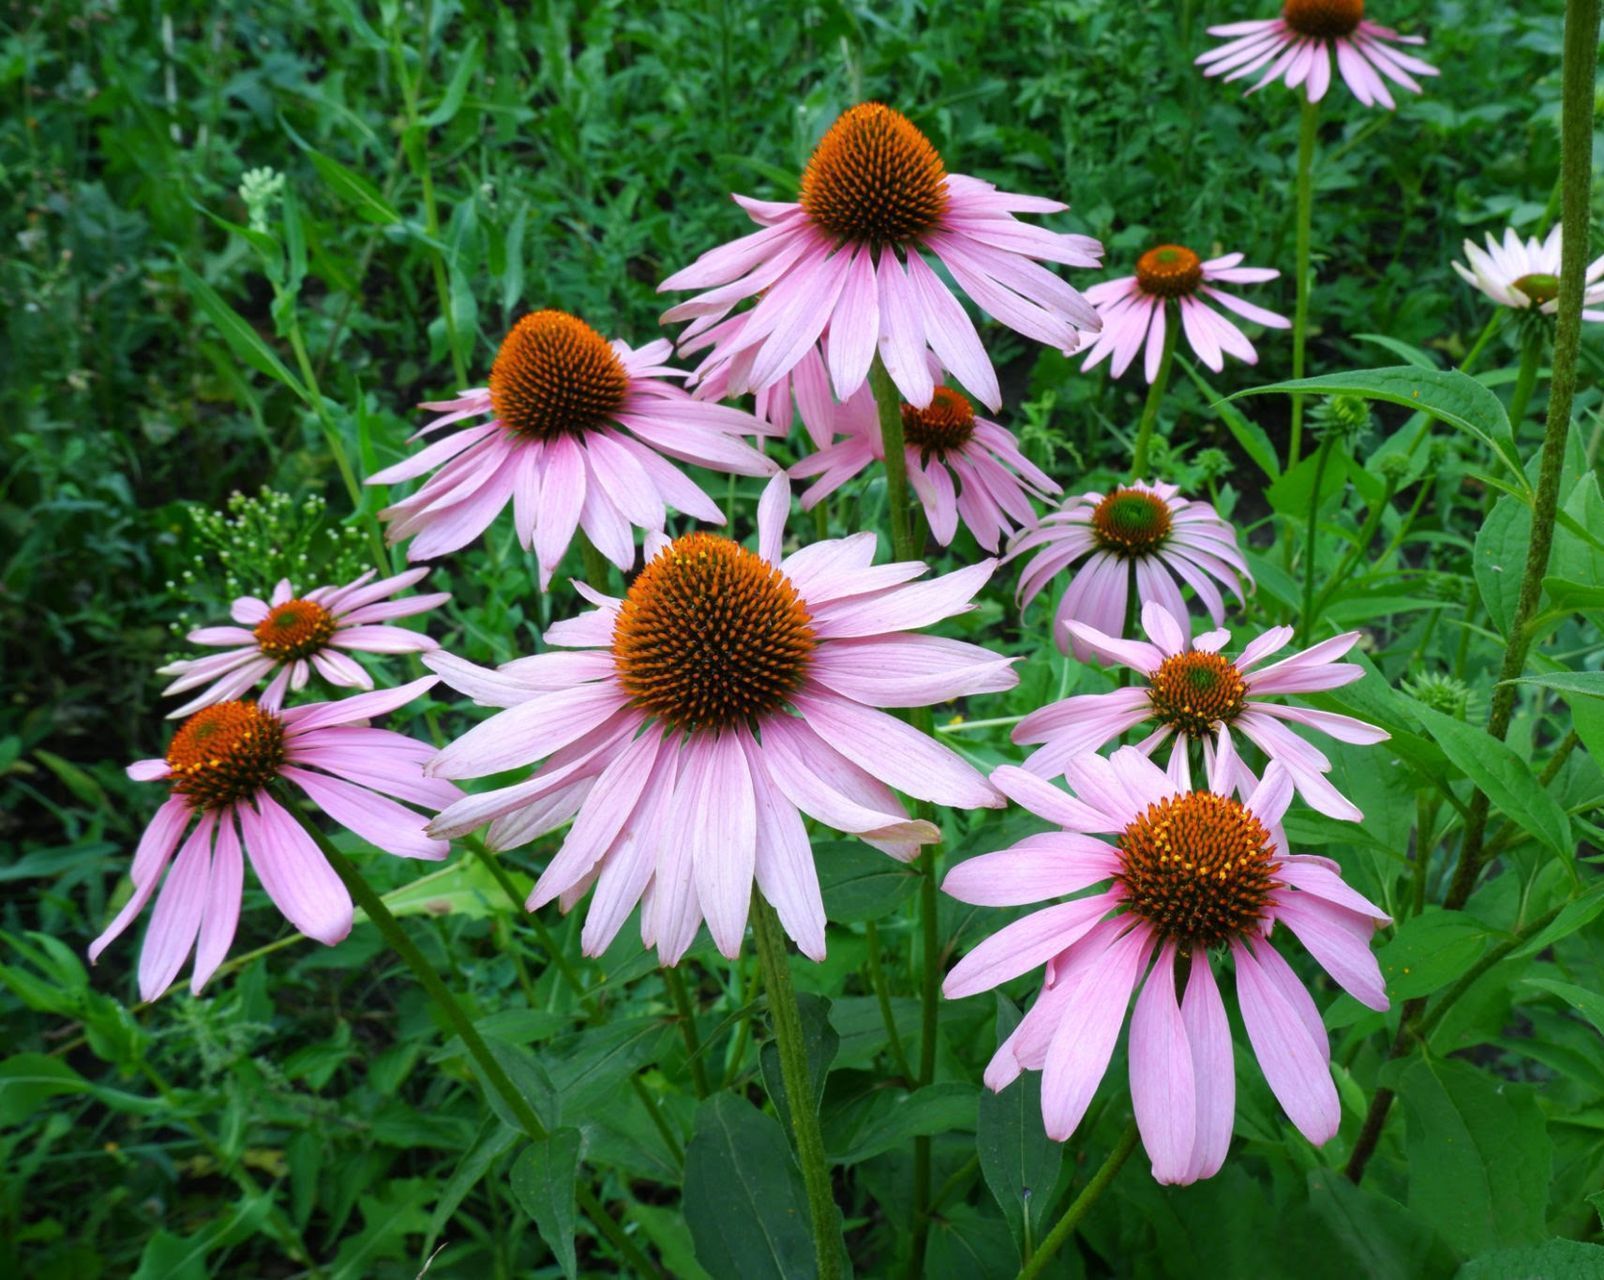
[
  {"left": 1148, "top": 652, "right": 1248, "bottom": 738},
  {"left": 489, "top": 310, "right": 630, "bottom": 441},
  {"left": 253, "top": 599, "right": 337, "bottom": 660},
  {"left": 1117, "top": 792, "right": 1279, "bottom": 950},
  {"left": 1511, "top": 273, "right": 1560, "bottom": 306},
  {"left": 800, "top": 102, "right": 949, "bottom": 248},
  {"left": 900, "top": 387, "right": 976, "bottom": 460},
  {"left": 1091, "top": 488, "right": 1173, "bottom": 556},
  {"left": 1135, "top": 245, "right": 1203, "bottom": 299},
  {"left": 612, "top": 533, "right": 816, "bottom": 733},
  {"left": 166, "top": 702, "right": 286, "bottom": 810},
  {"left": 1282, "top": 0, "right": 1363, "bottom": 38}
]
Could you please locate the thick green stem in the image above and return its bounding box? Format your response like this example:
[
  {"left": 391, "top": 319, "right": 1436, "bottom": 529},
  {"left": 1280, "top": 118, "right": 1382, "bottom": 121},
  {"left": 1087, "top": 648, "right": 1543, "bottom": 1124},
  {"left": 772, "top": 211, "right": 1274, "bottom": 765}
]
[
  {"left": 1017, "top": 1121, "right": 1140, "bottom": 1280},
  {"left": 1130, "top": 316, "right": 1178, "bottom": 479},
  {"left": 1442, "top": 0, "right": 1598, "bottom": 914},
  {"left": 1288, "top": 92, "right": 1320, "bottom": 472},
  {"left": 284, "top": 802, "right": 658, "bottom": 1277},
  {"left": 751, "top": 894, "right": 841, "bottom": 1280},
  {"left": 1299, "top": 432, "right": 1339, "bottom": 636},
  {"left": 870, "top": 357, "right": 917, "bottom": 562},
  {"left": 1505, "top": 323, "right": 1546, "bottom": 430},
  {"left": 662, "top": 966, "right": 712, "bottom": 1099}
]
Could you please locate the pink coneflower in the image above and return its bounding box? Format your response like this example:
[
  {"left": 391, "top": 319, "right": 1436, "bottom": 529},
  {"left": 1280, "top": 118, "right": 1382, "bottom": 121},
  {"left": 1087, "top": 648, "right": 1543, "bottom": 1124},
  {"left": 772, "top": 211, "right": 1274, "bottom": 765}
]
[
  {"left": 942, "top": 747, "right": 1390, "bottom": 1183},
  {"left": 789, "top": 382, "right": 1061, "bottom": 553},
  {"left": 158, "top": 569, "right": 448, "bottom": 717},
  {"left": 425, "top": 476, "right": 1015, "bottom": 965},
  {"left": 1452, "top": 225, "right": 1604, "bottom": 320},
  {"left": 368, "top": 310, "right": 782, "bottom": 585},
  {"left": 680, "top": 315, "right": 838, "bottom": 450},
  {"left": 1196, "top": 2, "right": 1438, "bottom": 109},
  {"left": 1015, "top": 602, "right": 1388, "bottom": 819},
  {"left": 1080, "top": 245, "right": 1288, "bottom": 382},
  {"left": 1012, "top": 482, "right": 1250, "bottom": 659},
  {"left": 90, "top": 678, "right": 459, "bottom": 999},
  {"left": 658, "top": 102, "right": 1102, "bottom": 413}
]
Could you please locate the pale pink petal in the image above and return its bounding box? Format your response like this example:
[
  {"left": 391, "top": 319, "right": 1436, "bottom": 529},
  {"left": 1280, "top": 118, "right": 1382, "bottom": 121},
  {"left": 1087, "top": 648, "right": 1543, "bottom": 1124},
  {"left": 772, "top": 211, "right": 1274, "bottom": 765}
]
[
  {"left": 137, "top": 813, "right": 217, "bottom": 1000},
  {"left": 1129, "top": 944, "right": 1196, "bottom": 1184},
  {"left": 1232, "top": 939, "right": 1339, "bottom": 1145},
  {"left": 238, "top": 792, "right": 353, "bottom": 946},
  {"left": 942, "top": 894, "right": 1117, "bottom": 999},
  {"left": 1181, "top": 952, "right": 1235, "bottom": 1182}
]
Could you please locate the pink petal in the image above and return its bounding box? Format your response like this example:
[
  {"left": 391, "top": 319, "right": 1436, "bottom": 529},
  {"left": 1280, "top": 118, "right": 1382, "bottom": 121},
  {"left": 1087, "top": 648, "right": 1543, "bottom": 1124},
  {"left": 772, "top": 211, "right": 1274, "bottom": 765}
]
[
  {"left": 238, "top": 792, "right": 353, "bottom": 946},
  {"left": 942, "top": 893, "right": 1117, "bottom": 999},
  {"left": 137, "top": 813, "right": 217, "bottom": 1000},
  {"left": 1232, "top": 939, "right": 1339, "bottom": 1145},
  {"left": 1129, "top": 944, "right": 1196, "bottom": 1184}
]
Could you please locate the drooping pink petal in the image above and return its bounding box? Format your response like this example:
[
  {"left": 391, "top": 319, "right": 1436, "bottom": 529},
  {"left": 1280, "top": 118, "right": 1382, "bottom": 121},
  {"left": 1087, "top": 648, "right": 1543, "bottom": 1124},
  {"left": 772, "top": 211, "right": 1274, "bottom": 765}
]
[{"left": 1129, "top": 944, "right": 1197, "bottom": 1184}]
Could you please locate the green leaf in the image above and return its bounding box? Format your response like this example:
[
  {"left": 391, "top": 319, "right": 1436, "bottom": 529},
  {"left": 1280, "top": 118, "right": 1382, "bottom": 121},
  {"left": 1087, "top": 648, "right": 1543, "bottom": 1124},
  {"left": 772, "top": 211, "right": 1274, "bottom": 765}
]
[
  {"left": 509, "top": 1129, "right": 582, "bottom": 1280},
  {"left": 1410, "top": 702, "right": 1573, "bottom": 859},
  {"left": 0, "top": 1053, "right": 90, "bottom": 1127},
  {"left": 305, "top": 147, "right": 402, "bottom": 225},
  {"left": 1522, "top": 978, "right": 1604, "bottom": 1040},
  {"left": 977, "top": 998, "right": 1061, "bottom": 1250},
  {"left": 1266, "top": 444, "right": 1348, "bottom": 518},
  {"left": 1511, "top": 883, "right": 1604, "bottom": 958},
  {"left": 683, "top": 1093, "right": 817, "bottom": 1280},
  {"left": 1378, "top": 910, "right": 1492, "bottom": 1001},
  {"left": 1301, "top": 1168, "right": 1456, "bottom": 1280},
  {"left": 423, "top": 37, "right": 481, "bottom": 127},
  {"left": 1178, "top": 355, "right": 1279, "bottom": 478},
  {"left": 1475, "top": 497, "right": 1529, "bottom": 638},
  {"left": 817, "top": 840, "right": 919, "bottom": 922},
  {"left": 760, "top": 992, "right": 837, "bottom": 1136},
  {"left": 177, "top": 262, "right": 310, "bottom": 402},
  {"left": 1457, "top": 1239, "right": 1604, "bottom": 1279},
  {"left": 829, "top": 1082, "right": 978, "bottom": 1166},
  {"left": 1394, "top": 1057, "right": 1550, "bottom": 1255},
  {"left": 926, "top": 1203, "right": 1019, "bottom": 1280},
  {"left": 1353, "top": 333, "right": 1441, "bottom": 370},
  {"left": 1508, "top": 670, "right": 1604, "bottom": 698},
  {"left": 1233, "top": 367, "right": 1525, "bottom": 489}
]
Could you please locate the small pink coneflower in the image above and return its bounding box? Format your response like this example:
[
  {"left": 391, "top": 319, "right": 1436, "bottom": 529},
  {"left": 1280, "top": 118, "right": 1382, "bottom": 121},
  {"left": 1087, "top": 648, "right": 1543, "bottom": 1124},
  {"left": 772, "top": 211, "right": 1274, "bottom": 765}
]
[
  {"left": 659, "top": 102, "right": 1102, "bottom": 413},
  {"left": 1452, "top": 225, "right": 1604, "bottom": 320},
  {"left": 942, "top": 747, "right": 1390, "bottom": 1184},
  {"left": 1080, "top": 245, "right": 1288, "bottom": 382},
  {"left": 158, "top": 569, "right": 448, "bottom": 717},
  {"left": 1012, "top": 482, "right": 1251, "bottom": 659},
  {"left": 1196, "top": 2, "right": 1438, "bottom": 109},
  {"left": 368, "top": 310, "right": 782, "bottom": 585},
  {"left": 790, "top": 381, "right": 1061, "bottom": 553},
  {"left": 1016, "top": 602, "right": 1388, "bottom": 819},
  {"left": 91, "top": 678, "right": 459, "bottom": 999},
  {"left": 425, "top": 476, "right": 1015, "bottom": 966}
]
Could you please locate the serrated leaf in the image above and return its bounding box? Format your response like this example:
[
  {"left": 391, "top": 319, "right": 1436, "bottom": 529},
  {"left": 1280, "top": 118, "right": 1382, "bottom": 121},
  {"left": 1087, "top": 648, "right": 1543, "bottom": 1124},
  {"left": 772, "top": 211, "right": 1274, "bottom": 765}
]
[
  {"left": 1394, "top": 1057, "right": 1549, "bottom": 1255},
  {"left": 1233, "top": 367, "right": 1525, "bottom": 489},
  {"left": 1410, "top": 702, "right": 1572, "bottom": 859},
  {"left": 683, "top": 1093, "right": 818, "bottom": 1280},
  {"left": 177, "top": 262, "right": 309, "bottom": 402},
  {"left": 509, "top": 1129, "right": 582, "bottom": 1280}
]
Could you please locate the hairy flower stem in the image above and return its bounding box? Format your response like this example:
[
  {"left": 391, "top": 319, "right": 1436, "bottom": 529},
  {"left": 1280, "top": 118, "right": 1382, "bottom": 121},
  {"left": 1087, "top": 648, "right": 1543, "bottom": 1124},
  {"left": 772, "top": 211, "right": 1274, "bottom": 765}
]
[
  {"left": 1018, "top": 1120, "right": 1140, "bottom": 1280},
  {"left": 1443, "top": 0, "right": 1598, "bottom": 914},
  {"left": 751, "top": 893, "right": 841, "bottom": 1280},
  {"left": 1347, "top": 0, "right": 1600, "bottom": 1186},
  {"left": 870, "top": 355, "right": 944, "bottom": 1271},
  {"left": 1505, "top": 323, "right": 1547, "bottom": 430},
  {"left": 284, "top": 801, "right": 660, "bottom": 1277},
  {"left": 1299, "top": 432, "right": 1339, "bottom": 636},
  {"left": 1130, "top": 318, "right": 1178, "bottom": 479},
  {"left": 1288, "top": 93, "right": 1320, "bottom": 472}
]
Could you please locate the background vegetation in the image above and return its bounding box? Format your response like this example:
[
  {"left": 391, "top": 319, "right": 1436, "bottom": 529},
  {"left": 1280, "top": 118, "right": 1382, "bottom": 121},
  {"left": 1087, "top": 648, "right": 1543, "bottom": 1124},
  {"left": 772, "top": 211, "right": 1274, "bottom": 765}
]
[{"left": 4, "top": 2, "right": 1602, "bottom": 1277}]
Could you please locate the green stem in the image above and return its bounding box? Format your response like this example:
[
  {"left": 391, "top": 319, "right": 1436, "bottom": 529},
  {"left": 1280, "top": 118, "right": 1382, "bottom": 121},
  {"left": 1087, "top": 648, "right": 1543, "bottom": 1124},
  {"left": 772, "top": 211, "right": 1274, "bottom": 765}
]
[
  {"left": 1505, "top": 322, "right": 1546, "bottom": 430},
  {"left": 1017, "top": 1121, "right": 1140, "bottom": 1280},
  {"left": 1459, "top": 309, "right": 1506, "bottom": 374},
  {"left": 1288, "top": 92, "right": 1320, "bottom": 473},
  {"left": 1299, "top": 432, "right": 1338, "bottom": 636},
  {"left": 865, "top": 919, "right": 916, "bottom": 1084},
  {"left": 1442, "top": 0, "right": 1599, "bottom": 913},
  {"left": 751, "top": 894, "right": 841, "bottom": 1280},
  {"left": 1130, "top": 316, "right": 1178, "bottom": 479},
  {"left": 662, "top": 966, "right": 712, "bottom": 1099},
  {"left": 285, "top": 803, "right": 658, "bottom": 1277},
  {"left": 1410, "top": 793, "right": 1434, "bottom": 918},
  {"left": 869, "top": 356, "right": 916, "bottom": 562}
]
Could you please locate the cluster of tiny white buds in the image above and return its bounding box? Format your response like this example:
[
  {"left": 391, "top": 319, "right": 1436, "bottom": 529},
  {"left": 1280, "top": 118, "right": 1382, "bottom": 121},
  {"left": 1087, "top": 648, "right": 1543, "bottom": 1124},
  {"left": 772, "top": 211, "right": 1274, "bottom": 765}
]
[{"left": 239, "top": 166, "right": 286, "bottom": 234}]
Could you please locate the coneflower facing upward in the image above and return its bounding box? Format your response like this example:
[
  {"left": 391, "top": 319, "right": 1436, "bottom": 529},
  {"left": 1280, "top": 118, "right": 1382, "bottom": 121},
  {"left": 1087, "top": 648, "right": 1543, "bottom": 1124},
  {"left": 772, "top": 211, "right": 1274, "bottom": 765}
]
[
  {"left": 942, "top": 747, "right": 1390, "bottom": 1184},
  {"left": 659, "top": 102, "right": 1103, "bottom": 413},
  {"left": 1196, "top": 1, "right": 1437, "bottom": 108},
  {"left": 424, "top": 476, "right": 1017, "bottom": 966},
  {"left": 368, "top": 310, "right": 781, "bottom": 585}
]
